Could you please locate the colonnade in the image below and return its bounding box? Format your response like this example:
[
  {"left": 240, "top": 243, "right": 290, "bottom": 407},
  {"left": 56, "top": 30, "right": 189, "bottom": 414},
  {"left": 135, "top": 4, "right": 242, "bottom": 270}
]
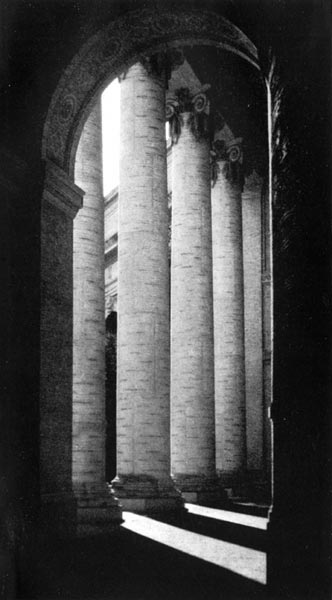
[{"left": 73, "top": 55, "right": 267, "bottom": 517}]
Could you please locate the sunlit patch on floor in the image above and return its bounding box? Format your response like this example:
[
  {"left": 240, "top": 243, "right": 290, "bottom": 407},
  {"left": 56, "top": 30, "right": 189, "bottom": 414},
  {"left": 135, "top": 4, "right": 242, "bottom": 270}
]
[
  {"left": 185, "top": 503, "right": 268, "bottom": 530},
  {"left": 122, "top": 511, "right": 267, "bottom": 585}
]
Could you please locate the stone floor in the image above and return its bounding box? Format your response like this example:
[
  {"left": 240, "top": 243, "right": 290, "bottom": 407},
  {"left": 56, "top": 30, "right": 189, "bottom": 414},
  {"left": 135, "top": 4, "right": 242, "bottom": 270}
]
[{"left": 18, "top": 506, "right": 268, "bottom": 600}]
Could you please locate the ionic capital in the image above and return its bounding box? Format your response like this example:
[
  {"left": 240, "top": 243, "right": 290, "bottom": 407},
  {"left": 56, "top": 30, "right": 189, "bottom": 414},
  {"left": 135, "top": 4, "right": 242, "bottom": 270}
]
[
  {"left": 139, "top": 48, "right": 184, "bottom": 83},
  {"left": 243, "top": 169, "right": 263, "bottom": 193},
  {"left": 166, "top": 86, "right": 211, "bottom": 144},
  {"left": 118, "top": 50, "right": 184, "bottom": 85},
  {"left": 210, "top": 138, "right": 244, "bottom": 190}
]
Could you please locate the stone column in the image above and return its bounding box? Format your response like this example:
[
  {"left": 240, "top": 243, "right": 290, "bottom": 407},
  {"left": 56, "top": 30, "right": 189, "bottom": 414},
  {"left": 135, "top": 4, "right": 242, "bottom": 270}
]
[
  {"left": 211, "top": 138, "right": 247, "bottom": 493},
  {"left": 242, "top": 171, "right": 266, "bottom": 499},
  {"left": 112, "top": 60, "right": 183, "bottom": 515},
  {"left": 73, "top": 100, "right": 122, "bottom": 532},
  {"left": 168, "top": 88, "right": 220, "bottom": 504}
]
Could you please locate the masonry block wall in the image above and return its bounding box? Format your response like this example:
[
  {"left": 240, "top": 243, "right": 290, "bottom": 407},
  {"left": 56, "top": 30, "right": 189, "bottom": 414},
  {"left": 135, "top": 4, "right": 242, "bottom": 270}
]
[
  {"left": 40, "top": 161, "right": 83, "bottom": 533},
  {"left": 41, "top": 200, "right": 74, "bottom": 495}
]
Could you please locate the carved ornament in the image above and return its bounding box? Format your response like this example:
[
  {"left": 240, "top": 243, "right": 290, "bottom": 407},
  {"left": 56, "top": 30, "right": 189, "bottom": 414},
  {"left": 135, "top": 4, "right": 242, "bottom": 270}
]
[
  {"left": 210, "top": 138, "right": 244, "bottom": 189},
  {"left": 166, "top": 86, "right": 211, "bottom": 144},
  {"left": 140, "top": 48, "right": 184, "bottom": 84}
]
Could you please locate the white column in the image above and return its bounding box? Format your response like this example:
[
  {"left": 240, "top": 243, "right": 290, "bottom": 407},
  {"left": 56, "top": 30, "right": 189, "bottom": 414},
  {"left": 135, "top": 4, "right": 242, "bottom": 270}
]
[
  {"left": 168, "top": 90, "right": 220, "bottom": 504},
  {"left": 113, "top": 61, "right": 182, "bottom": 515},
  {"left": 73, "top": 99, "right": 121, "bottom": 531},
  {"left": 211, "top": 138, "right": 247, "bottom": 492}
]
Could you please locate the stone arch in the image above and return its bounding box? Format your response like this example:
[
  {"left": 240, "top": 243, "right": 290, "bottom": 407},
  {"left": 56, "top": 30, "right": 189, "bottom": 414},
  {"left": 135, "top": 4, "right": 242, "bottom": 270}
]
[{"left": 41, "top": 8, "right": 260, "bottom": 179}]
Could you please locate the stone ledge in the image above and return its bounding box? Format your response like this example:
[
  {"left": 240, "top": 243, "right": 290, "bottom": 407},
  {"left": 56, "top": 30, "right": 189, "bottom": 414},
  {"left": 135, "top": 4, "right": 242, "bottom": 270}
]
[{"left": 43, "top": 159, "right": 84, "bottom": 218}]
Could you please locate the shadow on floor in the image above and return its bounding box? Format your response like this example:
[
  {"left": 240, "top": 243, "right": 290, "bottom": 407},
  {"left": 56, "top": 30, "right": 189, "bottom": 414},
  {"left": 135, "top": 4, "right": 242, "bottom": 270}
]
[{"left": 19, "top": 524, "right": 267, "bottom": 600}]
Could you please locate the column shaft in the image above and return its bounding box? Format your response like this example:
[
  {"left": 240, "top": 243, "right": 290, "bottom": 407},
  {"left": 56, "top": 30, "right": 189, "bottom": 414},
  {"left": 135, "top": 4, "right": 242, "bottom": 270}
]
[
  {"left": 212, "top": 161, "right": 246, "bottom": 489},
  {"left": 73, "top": 100, "right": 121, "bottom": 530},
  {"left": 114, "top": 62, "right": 182, "bottom": 514},
  {"left": 171, "top": 112, "right": 217, "bottom": 503},
  {"left": 74, "top": 101, "right": 105, "bottom": 485}
]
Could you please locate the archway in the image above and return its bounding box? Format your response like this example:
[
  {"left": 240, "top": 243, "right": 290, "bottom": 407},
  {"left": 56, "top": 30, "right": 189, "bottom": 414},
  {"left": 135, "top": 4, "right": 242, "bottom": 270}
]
[{"left": 39, "top": 7, "right": 271, "bottom": 533}]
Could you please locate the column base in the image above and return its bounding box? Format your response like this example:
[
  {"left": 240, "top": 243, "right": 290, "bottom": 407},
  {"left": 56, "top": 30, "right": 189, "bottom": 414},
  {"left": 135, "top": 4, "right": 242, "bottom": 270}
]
[
  {"left": 40, "top": 492, "right": 78, "bottom": 538},
  {"left": 217, "top": 469, "right": 248, "bottom": 500},
  {"left": 41, "top": 484, "right": 123, "bottom": 538},
  {"left": 172, "top": 474, "right": 230, "bottom": 508},
  {"left": 73, "top": 482, "right": 123, "bottom": 535},
  {"left": 246, "top": 470, "right": 271, "bottom": 504},
  {"left": 217, "top": 470, "right": 271, "bottom": 504},
  {"left": 111, "top": 474, "right": 185, "bottom": 516}
]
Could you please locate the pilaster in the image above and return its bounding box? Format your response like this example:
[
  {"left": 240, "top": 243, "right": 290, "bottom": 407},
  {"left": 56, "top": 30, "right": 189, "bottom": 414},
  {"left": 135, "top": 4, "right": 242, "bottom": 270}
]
[
  {"left": 40, "top": 159, "right": 83, "bottom": 536},
  {"left": 41, "top": 157, "right": 122, "bottom": 535}
]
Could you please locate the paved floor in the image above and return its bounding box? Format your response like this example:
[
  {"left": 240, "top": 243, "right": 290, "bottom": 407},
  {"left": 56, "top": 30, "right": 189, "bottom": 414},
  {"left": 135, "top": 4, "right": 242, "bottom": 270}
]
[
  {"left": 19, "top": 507, "right": 268, "bottom": 600},
  {"left": 122, "top": 511, "right": 266, "bottom": 584}
]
